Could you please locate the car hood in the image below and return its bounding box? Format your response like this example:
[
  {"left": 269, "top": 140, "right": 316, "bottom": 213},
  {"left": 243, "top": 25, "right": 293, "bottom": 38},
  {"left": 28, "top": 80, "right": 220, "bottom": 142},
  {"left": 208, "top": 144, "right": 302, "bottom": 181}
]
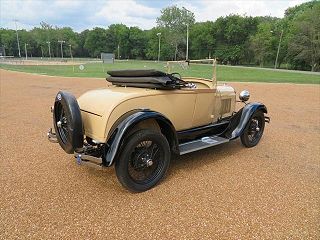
[{"left": 77, "top": 86, "right": 164, "bottom": 116}]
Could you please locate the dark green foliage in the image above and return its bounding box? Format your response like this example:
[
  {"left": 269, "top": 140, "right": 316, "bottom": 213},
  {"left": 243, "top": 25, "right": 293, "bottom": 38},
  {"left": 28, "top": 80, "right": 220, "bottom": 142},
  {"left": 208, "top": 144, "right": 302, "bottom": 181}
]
[{"left": 0, "top": 1, "right": 319, "bottom": 71}]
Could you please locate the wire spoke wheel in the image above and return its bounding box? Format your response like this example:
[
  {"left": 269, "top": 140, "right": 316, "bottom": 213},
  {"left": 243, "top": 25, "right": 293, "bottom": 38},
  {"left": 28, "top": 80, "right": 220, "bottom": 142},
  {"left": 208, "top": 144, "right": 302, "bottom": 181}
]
[
  {"left": 241, "top": 110, "right": 265, "bottom": 148},
  {"left": 56, "top": 102, "right": 69, "bottom": 145},
  {"left": 52, "top": 91, "right": 83, "bottom": 153},
  {"left": 115, "top": 129, "right": 171, "bottom": 192},
  {"left": 128, "top": 141, "right": 163, "bottom": 183},
  {"left": 247, "top": 118, "right": 263, "bottom": 143}
]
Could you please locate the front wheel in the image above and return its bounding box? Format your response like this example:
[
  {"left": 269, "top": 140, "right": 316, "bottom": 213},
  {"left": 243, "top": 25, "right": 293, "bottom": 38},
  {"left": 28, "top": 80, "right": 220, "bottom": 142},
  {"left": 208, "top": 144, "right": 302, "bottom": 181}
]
[
  {"left": 115, "top": 129, "right": 171, "bottom": 192},
  {"left": 240, "top": 110, "right": 265, "bottom": 148}
]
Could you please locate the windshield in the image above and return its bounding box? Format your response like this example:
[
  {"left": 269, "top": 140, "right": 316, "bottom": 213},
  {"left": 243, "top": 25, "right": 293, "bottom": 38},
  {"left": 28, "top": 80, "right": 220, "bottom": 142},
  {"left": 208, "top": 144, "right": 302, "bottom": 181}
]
[{"left": 166, "top": 59, "right": 217, "bottom": 85}]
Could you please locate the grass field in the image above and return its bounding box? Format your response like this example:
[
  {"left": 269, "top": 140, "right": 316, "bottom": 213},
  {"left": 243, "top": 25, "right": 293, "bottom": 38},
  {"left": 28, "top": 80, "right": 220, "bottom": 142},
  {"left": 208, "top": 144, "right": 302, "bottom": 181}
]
[{"left": 1, "top": 60, "right": 319, "bottom": 84}]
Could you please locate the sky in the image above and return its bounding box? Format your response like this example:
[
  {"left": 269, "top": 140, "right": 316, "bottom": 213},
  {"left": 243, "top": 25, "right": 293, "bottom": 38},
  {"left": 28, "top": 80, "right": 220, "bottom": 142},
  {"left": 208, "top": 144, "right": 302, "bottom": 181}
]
[{"left": 0, "top": 0, "right": 310, "bottom": 32}]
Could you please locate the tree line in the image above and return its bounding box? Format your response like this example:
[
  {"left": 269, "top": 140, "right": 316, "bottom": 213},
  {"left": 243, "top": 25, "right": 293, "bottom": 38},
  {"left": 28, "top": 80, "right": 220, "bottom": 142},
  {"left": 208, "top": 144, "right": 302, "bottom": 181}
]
[{"left": 0, "top": 1, "right": 319, "bottom": 71}]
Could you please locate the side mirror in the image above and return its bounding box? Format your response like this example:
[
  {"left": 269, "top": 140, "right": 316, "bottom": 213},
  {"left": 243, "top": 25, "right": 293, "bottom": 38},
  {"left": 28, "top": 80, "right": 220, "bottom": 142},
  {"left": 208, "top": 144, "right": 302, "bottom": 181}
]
[{"left": 239, "top": 90, "right": 250, "bottom": 102}]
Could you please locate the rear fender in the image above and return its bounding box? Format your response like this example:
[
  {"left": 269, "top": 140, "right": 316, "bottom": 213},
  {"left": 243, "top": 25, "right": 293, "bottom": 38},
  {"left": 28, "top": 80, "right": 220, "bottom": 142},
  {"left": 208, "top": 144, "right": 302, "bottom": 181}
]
[
  {"left": 104, "top": 110, "right": 178, "bottom": 166},
  {"left": 225, "top": 102, "right": 268, "bottom": 140}
]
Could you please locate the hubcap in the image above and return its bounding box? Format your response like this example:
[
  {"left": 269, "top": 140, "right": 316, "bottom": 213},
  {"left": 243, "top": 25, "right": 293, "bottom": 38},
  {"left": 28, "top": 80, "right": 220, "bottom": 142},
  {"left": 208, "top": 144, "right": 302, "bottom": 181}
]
[
  {"left": 146, "top": 159, "right": 153, "bottom": 167},
  {"left": 248, "top": 118, "right": 262, "bottom": 142},
  {"left": 128, "top": 140, "right": 163, "bottom": 183}
]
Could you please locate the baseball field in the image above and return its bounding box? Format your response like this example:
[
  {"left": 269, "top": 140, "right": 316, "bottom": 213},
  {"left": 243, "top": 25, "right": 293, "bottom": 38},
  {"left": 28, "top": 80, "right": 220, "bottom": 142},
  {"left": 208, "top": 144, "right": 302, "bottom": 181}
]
[
  {"left": 1, "top": 59, "right": 320, "bottom": 84},
  {"left": 0, "top": 68, "right": 319, "bottom": 239}
]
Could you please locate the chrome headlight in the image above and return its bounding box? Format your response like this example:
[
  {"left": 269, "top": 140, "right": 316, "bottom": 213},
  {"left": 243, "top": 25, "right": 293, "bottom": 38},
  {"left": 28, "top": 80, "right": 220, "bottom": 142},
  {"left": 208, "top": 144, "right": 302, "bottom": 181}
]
[{"left": 239, "top": 90, "right": 250, "bottom": 102}]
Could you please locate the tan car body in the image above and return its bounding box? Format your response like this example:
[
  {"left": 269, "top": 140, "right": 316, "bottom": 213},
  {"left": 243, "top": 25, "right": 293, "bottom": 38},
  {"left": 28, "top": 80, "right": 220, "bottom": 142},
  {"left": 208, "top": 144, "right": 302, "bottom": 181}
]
[
  {"left": 48, "top": 59, "right": 269, "bottom": 192},
  {"left": 78, "top": 78, "right": 236, "bottom": 143}
]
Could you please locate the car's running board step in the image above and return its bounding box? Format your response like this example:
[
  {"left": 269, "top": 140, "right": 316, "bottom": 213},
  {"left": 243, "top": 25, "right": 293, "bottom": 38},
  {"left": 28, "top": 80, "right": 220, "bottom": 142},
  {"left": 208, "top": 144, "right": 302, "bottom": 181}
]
[{"left": 179, "top": 136, "right": 229, "bottom": 155}]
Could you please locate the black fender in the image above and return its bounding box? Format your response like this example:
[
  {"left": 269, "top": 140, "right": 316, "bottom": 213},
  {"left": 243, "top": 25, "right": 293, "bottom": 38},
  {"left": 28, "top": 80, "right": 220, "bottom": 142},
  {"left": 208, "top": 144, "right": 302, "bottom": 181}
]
[
  {"left": 104, "top": 110, "right": 178, "bottom": 166},
  {"left": 225, "top": 102, "right": 268, "bottom": 140}
]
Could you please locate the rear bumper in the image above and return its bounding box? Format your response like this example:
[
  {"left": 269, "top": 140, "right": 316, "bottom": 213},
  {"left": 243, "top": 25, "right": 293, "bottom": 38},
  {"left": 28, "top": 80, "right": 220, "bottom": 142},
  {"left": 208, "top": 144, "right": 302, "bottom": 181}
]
[
  {"left": 47, "top": 106, "right": 58, "bottom": 143},
  {"left": 47, "top": 128, "right": 58, "bottom": 143}
]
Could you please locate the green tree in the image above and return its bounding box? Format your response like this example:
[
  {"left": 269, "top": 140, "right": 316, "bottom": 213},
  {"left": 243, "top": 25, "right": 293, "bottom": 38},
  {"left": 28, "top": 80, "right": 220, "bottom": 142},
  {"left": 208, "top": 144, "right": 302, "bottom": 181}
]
[
  {"left": 105, "top": 24, "right": 130, "bottom": 59},
  {"left": 0, "top": 29, "right": 16, "bottom": 56},
  {"left": 77, "top": 30, "right": 90, "bottom": 57},
  {"left": 249, "top": 21, "right": 277, "bottom": 67},
  {"left": 213, "top": 15, "right": 261, "bottom": 65},
  {"left": 145, "top": 27, "right": 175, "bottom": 60},
  {"left": 157, "top": 5, "right": 195, "bottom": 60},
  {"left": 189, "top": 21, "right": 215, "bottom": 59},
  {"left": 128, "top": 27, "right": 147, "bottom": 59},
  {"left": 287, "top": 3, "right": 320, "bottom": 71},
  {"left": 84, "top": 27, "right": 107, "bottom": 57}
]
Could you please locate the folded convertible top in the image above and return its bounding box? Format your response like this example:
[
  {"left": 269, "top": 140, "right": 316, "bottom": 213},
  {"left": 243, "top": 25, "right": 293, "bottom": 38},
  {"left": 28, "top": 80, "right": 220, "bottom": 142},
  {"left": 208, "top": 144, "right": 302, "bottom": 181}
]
[
  {"left": 107, "top": 69, "right": 167, "bottom": 77},
  {"left": 106, "top": 69, "right": 179, "bottom": 89}
]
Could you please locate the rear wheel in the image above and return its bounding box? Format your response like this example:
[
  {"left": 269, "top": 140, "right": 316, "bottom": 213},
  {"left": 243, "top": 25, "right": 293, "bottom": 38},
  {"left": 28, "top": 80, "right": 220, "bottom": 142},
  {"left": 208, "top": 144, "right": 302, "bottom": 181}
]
[
  {"left": 115, "top": 129, "right": 171, "bottom": 192},
  {"left": 240, "top": 110, "right": 265, "bottom": 148}
]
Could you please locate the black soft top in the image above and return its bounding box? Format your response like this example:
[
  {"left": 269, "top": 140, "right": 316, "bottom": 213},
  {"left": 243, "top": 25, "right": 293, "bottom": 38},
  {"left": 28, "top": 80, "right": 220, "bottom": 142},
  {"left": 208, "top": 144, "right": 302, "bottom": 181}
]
[
  {"left": 106, "top": 69, "right": 183, "bottom": 90},
  {"left": 107, "top": 69, "right": 167, "bottom": 77}
]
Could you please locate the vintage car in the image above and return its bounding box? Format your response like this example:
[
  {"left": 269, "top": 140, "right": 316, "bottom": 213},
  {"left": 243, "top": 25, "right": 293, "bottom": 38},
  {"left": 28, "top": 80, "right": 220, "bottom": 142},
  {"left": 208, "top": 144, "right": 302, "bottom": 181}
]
[{"left": 47, "top": 59, "right": 270, "bottom": 192}]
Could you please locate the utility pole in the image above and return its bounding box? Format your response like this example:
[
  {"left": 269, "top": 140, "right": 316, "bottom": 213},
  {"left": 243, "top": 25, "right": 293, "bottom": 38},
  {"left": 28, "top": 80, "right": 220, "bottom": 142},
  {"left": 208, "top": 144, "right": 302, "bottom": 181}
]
[
  {"left": 24, "top": 43, "right": 28, "bottom": 60},
  {"left": 58, "top": 40, "right": 65, "bottom": 59},
  {"left": 2, "top": 45, "right": 6, "bottom": 57},
  {"left": 69, "top": 44, "right": 73, "bottom": 60},
  {"left": 186, "top": 23, "right": 189, "bottom": 60},
  {"left": 41, "top": 46, "right": 44, "bottom": 58},
  {"left": 274, "top": 29, "right": 284, "bottom": 69},
  {"left": 14, "top": 19, "right": 21, "bottom": 58},
  {"left": 69, "top": 44, "right": 74, "bottom": 72},
  {"left": 46, "top": 41, "right": 51, "bottom": 59},
  {"left": 157, "top": 32, "right": 161, "bottom": 62},
  {"left": 117, "top": 44, "right": 120, "bottom": 59}
]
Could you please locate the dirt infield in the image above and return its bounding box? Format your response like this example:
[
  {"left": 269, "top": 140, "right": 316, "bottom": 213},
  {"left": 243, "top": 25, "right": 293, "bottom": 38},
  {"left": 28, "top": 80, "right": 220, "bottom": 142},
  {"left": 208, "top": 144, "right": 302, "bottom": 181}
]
[{"left": 0, "top": 69, "right": 319, "bottom": 239}]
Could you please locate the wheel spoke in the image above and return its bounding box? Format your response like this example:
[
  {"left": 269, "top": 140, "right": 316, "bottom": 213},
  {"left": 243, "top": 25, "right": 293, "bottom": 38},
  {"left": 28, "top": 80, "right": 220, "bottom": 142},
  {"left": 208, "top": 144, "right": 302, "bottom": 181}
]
[{"left": 128, "top": 139, "right": 163, "bottom": 183}]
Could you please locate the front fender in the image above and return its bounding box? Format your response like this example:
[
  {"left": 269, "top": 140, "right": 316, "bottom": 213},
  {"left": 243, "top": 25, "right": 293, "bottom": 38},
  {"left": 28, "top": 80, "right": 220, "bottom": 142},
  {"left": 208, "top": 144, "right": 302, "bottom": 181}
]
[
  {"left": 226, "top": 102, "right": 268, "bottom": 140},
  {"left": 104, "top": 110, "right": 178, "bottom": 166}
]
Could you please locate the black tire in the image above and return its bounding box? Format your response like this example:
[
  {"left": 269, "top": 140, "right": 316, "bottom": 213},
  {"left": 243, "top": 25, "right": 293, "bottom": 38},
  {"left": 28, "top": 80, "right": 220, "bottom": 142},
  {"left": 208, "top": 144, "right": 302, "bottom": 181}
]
[
  {"left": 240, "top": 110, "right": 265, "bottom": 148},
  {"left": 53, "top": 91, "right": 83, "bottom": 154},
  {"left": 115, "top": 129, "right": 171, "bottom": 192}
]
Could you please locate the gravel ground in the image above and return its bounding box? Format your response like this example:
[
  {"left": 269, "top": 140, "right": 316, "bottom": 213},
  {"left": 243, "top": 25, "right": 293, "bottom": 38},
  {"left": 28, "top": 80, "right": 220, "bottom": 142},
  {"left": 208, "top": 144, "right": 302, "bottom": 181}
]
[{"left": 0, "top": 69, "right": 319, "bottom": 240}]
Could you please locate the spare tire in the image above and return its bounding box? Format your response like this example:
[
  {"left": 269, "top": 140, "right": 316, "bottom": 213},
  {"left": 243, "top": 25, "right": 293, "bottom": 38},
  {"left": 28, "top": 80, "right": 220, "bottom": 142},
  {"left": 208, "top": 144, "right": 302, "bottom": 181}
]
[{"left": 53, "top": 91, "right": 83, "bottom": 154}]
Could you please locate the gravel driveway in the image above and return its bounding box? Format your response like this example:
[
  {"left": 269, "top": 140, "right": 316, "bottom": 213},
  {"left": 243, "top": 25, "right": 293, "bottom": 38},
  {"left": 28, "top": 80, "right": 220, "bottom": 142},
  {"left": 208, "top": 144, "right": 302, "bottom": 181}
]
[{"left": 0, "top": 69, "right": 319, "bottom": 239}]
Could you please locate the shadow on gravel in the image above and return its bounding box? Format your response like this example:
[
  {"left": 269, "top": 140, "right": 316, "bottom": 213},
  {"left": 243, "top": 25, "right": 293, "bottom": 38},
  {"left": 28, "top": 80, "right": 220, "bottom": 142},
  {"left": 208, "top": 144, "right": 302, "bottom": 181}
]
[{"left": 166, "top": 140, "right": 243, "bottom": 181}]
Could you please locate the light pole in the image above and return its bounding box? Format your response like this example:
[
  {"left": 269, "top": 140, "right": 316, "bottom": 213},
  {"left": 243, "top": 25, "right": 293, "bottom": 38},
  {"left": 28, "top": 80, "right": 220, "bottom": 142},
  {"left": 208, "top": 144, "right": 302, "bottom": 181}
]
[
  {"left": 46, "top": 41, "right": 51, "bottom": 59},
  {"left": 69, "top": 44, "right": 73, "bottom": 60},
  {"left": 2, "top": 45, "right": 6, "bottom": 57},
  {"left": 274, "top": 29, "right": 284, "bottom": 69},
  {"left": 14, "top": 19, "right": 21, "bottom": 58},
  {"left": 69, "top": 44, "right": 75, "bottom": 72},
  {"left": 117, "top": 44, "right": 120, "bottom": 59},
  {"left": 186, "top": 23, "right": 189, "bottom": 60},
  {"left": 58, "top": 40, "right": 65, "bottom": 59},
  {"left": 157, "top": 32, "right": 161, "bottom": 62},
  {"left": 271, "top": 30, "right": 284, "bottom": 69},
  {"left": 24, "top": 43, "right": 28, "bottom": 60},
  {"left": 40, "top": 46, "right": 44, "bottom": 58}
]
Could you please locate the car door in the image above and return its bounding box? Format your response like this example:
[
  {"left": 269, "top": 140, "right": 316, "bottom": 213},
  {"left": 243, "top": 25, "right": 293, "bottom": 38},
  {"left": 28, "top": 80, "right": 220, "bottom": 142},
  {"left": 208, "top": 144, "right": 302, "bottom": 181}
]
[{"left": 191, "top": 89, "right": 216, "bottom": 127}]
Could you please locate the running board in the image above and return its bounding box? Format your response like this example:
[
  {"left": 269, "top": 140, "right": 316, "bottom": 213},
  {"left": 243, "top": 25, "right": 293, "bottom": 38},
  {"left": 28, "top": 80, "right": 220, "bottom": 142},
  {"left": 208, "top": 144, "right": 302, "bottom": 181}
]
[{"left": 179, "top": 136, "right": 229, "bottom": 155}]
